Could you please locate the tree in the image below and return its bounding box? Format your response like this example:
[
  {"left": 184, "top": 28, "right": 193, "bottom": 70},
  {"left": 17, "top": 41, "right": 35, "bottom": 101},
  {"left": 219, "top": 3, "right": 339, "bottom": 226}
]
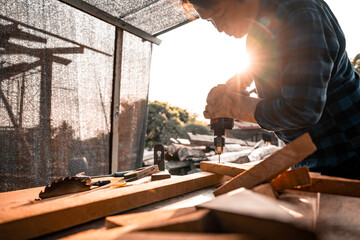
[
  {"left": 146, "top": 101, "right": 210, "bottom": 148},
  {"left": 178, "top": 123, "right": 211, "bottom": 139}
]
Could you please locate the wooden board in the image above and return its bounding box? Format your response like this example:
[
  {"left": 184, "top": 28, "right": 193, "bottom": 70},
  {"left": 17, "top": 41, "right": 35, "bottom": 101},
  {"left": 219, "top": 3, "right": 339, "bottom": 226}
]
[
  {"left": 197, "top": 188, "right": 316, "bottom": 240},
  {"left": 271, "top": 167, "right": 311, "bottom": 191},
  {"left": 0, "top": 172, "right": 226, "bottom": 240},
  {"left": 252, "top": 183, "right": 278, "bottom": 198},
  {"left": 106, "top": 207, "right": 196, "bottom": 229},
  {"left": 213, "top": 133, "right": 316, "bottom": 196},
  {"left": 116, "top": 232, "right": 253, "bottom": 240},
  {"left": 151, "top": 171, "right": 171, "bottom": 181},
  {"left": 201, "top": 163, "right": 311, "bottom": 192},
  {"left": 296, "top": 173, "right": 360, "bottom": 197},
  {"left": 65, "top": 230, "right": 252, "bottom": 240},
  {"left": 0, "top": 186, "right": 44, "bottom": 209},
  {"left": 200, "top": 161, "right": 253, "bottom": 176},
  {"left": 135, "top": 209, "right": 216, "bottom": 233}
]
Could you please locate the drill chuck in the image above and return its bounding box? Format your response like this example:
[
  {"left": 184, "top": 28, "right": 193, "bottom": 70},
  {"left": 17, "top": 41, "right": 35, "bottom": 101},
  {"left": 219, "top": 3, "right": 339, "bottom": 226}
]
[
  {"left": 210, "top": 118, "right": 234, "bottom": 153},
  {"left": 214, "top": 136, "right": 225, "bottom": 154}
]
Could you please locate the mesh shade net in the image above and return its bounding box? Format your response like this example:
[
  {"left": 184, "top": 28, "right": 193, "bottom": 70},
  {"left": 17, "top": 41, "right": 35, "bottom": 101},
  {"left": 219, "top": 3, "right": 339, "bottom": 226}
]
[
  {"left": 0, "top": 0, "right": 196, "bottom": 191},
  {"left": 82, "top": 0, "right": 198, "bottom": 35},
  {"left": 0, "top": 0, "right": 114, "bottom": 191}
]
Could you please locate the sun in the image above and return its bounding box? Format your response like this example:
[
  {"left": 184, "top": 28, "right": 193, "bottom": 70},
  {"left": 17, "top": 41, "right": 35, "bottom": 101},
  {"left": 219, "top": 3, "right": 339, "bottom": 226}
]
[
  {"left": 214, "top": 34, "right": 252, "bottom": 81},
  {"left": 235, "top": 51, "right": 251, "bottom": 73}
]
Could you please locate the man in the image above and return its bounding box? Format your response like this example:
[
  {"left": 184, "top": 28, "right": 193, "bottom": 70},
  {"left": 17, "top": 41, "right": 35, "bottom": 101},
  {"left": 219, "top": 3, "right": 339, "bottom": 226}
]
[{"left": 182, "top": 0, "right": 360, "bottom": 179}]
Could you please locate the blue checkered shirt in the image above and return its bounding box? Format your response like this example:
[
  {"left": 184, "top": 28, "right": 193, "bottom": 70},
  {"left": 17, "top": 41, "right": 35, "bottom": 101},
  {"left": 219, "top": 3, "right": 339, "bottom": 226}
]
[{"left": 251, "top": 0, "right": 360, "bottom": 169}]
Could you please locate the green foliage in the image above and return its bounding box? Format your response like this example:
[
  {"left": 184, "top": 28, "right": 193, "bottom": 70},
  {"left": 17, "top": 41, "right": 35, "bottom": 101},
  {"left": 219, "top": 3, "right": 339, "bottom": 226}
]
[
  {"left": 159, "top": 118, "right": 182, "bottom": 144},
  {"left": 178, "top": 123, "right": 211, "bottom": 139},
  {"left": 146, "top": 101, "right": 210, "bottom": 148}
]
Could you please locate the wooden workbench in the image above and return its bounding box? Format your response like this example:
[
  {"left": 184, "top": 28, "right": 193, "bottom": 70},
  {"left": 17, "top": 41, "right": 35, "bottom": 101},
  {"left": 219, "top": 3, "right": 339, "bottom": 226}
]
[{"left": 1, "top": 182, "right": 359, "bottom": 239}]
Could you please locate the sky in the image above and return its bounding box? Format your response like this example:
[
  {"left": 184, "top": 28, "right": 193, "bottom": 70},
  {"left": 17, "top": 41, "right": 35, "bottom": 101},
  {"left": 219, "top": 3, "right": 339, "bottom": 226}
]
[{"left": 149, "top": 0, "right": 360, "bottom": 121}]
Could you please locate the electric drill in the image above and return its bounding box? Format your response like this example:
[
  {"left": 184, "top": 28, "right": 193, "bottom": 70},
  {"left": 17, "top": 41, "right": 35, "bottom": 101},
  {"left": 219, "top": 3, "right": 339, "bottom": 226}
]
[
  {"left": 210, "top": 117, "right": 234, "bottom": 162},
  {"left": 210, "top": 88, "right": 250, "bottom": 162}
]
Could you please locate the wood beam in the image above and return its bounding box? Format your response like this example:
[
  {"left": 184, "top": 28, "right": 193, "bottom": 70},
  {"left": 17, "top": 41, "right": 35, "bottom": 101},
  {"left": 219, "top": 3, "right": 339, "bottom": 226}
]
[
  {"left": 66, "top": 230, "right": 252, "bottom": 240},
  {"left": 270, "top": 167, "right": 311, "bottom": 191},
  {"left": 117, "top": 232, "right": 252, "bottom": 240},
  {"left": 201, "top": 163, "right": 311, "bottom": 192},
  {"left": 106, "top": 207, "right": 196, "bottom": 229},
  {"left": 200, "top": 161, "right": 253, "bottom": 176},
  {"left": 296, "top": 174, "right": 360, "bottom": 198},
  {"left": 136, "top": 209, "right": 217, "bottom": 233},
  {"left": 252, "top": 183, "right": 278, "bottom": 198},
  {"left": 213, "top": 133, "right": 316, "bottom": 196},
  {"left": 110, "top": 28, "right": 123, "bottom": 173},
  {"left": 0, "top": 172, "right": 225, "bottom": 239},
  {"left": 198, "top": 188, "right": 317, "bottom": 240}
]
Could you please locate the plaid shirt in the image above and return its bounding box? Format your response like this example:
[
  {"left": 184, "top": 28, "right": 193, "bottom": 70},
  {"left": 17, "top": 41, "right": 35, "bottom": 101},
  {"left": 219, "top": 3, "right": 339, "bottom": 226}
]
[{"left": 251, "top": 0, "right": 360, "bottom": 169}]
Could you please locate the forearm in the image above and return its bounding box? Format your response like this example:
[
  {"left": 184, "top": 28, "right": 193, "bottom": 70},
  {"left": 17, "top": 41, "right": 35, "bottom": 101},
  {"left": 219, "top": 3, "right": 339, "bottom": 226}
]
[{"left": 254, "top": 96, "right": 325, "bottom": 131}]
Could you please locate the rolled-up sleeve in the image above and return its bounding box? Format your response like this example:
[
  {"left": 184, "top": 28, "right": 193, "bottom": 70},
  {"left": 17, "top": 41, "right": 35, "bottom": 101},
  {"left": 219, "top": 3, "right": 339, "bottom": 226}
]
[{"left": 255, "top": 9, "right": 335, "bottom": 131}]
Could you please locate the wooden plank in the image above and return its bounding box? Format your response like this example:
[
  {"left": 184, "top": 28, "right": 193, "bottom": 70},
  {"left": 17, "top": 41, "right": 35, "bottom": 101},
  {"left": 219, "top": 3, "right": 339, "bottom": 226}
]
[
  {"left": 136, "top": 209, "right": 217, "bottom": 233},
  {"left": 116, "top": 232, "right": 253, "bottom": 240},
  {"left": 200, "top": 161, "right": 253, "bottom": 176},
  {"left": 110, "top": 28, "right": 123, "bottom": 173},
  {"left": 0, "top": 186, "right": 43, "bottom": 209},
  {"left": 197, "top": 188, "right": 316, "bottom": 240},
  {"left": 296, "top": 173, "right": 360, "bottom": 197},
  {"left": 106, "top": 207, "right": 196, "bottom": 229},
  {"left": 252, "top": 183, "right": 278, "bottom": 198},
  {"left": 0, "top": 172, "right": 226, "bottom": 240},
  {"left": 62, "top": 227, "right": 138, "bottom": 240},
  {"left": 151, "top": 171, "right": 171, "bottom": 181},
  {"left": 201, "top": 163, "right": 311, "bottom": 192},
  {"left": 115, "top": 187, "right": 219, "bottom": 214},
  {"left": 271, "top": 167, "right": 311, "bottom": 191},
  {"left": 65, "top": 230, "right": 252, "bottom": 240},
  {"left": 213, "top": 133, "right": 316, "bottom": 196}
]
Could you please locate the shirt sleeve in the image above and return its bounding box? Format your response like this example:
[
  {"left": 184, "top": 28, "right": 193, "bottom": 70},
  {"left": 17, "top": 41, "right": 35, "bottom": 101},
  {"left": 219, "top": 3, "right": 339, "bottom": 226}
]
[{"left": 254, "top": 8, "right": 335, "bottom": 131}]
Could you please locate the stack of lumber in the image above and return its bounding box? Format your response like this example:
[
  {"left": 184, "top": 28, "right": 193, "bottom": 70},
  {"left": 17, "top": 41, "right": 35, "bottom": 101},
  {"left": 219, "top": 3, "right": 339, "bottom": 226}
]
[
  {"left": 144, "top": 132, "right": 276, "bottom": 175},
  {"left": 202, "top": 133, "right": 360, "bottom": 198},
  {"left": 88, "top": 188, "right": 317, "bottom": 240},
  {"left": 2, "top": 133, "right": 360, "bottom": 239},
  {"left": 64, "top": 132, "right": 360, "bottom": 239}
]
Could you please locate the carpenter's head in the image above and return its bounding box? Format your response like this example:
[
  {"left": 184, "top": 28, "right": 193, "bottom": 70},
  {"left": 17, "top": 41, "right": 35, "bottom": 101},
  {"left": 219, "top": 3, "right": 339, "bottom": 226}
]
[{"left": 182, "top": 0, "right": 260, "bottom": 38}]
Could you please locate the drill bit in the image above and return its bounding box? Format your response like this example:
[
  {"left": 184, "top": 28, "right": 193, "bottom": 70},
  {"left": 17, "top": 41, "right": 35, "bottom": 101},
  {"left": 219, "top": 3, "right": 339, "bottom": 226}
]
[{"left": 211, "top": 118, "right": 234, "bottom": 164}]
